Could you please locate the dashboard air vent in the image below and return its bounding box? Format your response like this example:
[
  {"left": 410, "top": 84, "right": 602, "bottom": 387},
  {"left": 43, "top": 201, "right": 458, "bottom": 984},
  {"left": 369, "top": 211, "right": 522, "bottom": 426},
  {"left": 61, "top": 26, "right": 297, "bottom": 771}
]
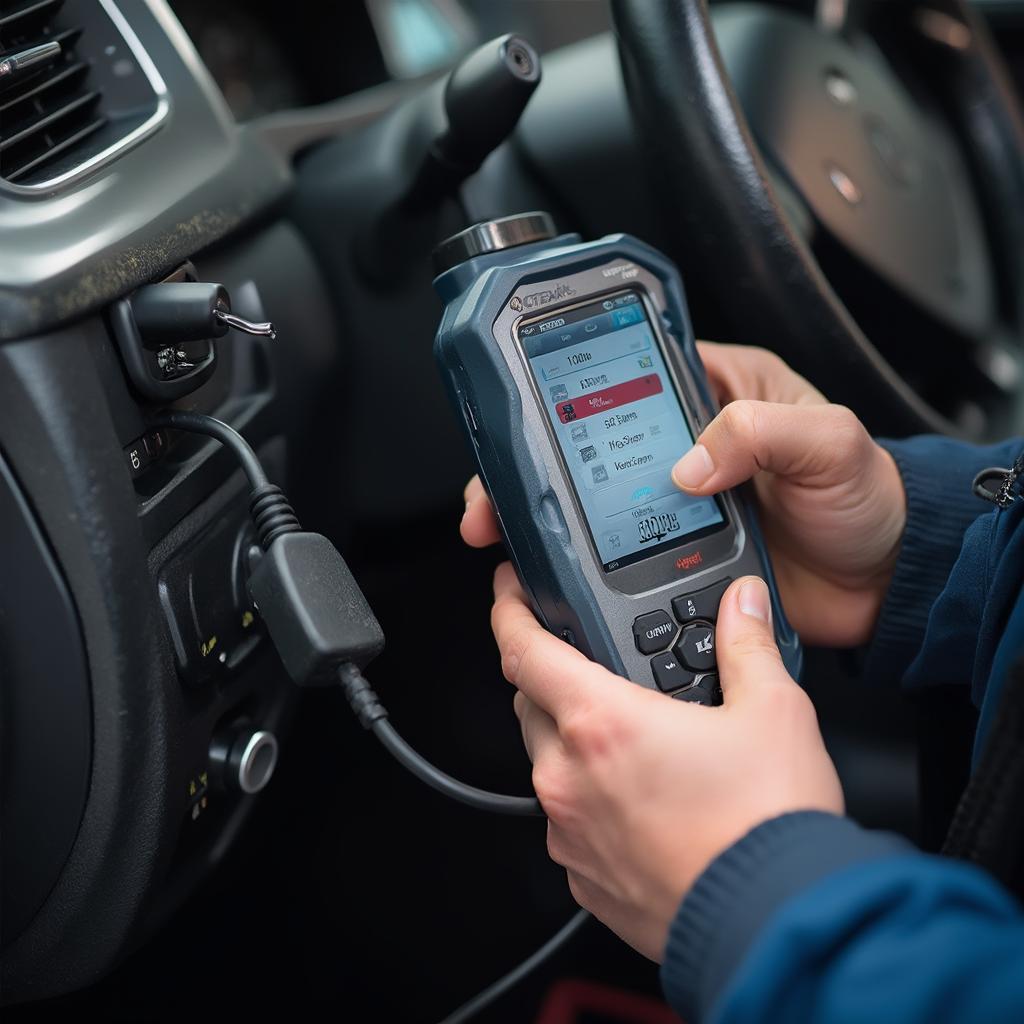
[{"left": 0, "top": 0, "right": 166, "bottom": 189}]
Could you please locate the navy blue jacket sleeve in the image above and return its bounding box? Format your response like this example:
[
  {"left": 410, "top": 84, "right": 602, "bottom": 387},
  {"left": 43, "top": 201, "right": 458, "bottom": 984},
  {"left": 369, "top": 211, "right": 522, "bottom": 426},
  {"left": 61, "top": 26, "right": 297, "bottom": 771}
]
[
  {"left": 866, "top": 437, "right": 1023, "bottom": 688},
  {"left": 661, "top": 812, "right": 1024, "bottom": 1024}
]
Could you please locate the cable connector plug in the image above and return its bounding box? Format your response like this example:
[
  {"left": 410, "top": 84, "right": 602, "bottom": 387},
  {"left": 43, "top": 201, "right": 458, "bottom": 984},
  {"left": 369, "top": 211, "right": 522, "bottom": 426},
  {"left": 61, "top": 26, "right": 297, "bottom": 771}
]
[
  {"left": 249, "top": 532, "right": 385, "bottom": 686},
  {"left": 338, "top": 663, "right": 389, "bottom": 728},
  {"left": 250, "top": 483, "right": 301, "bottom": 549},
  {"left": 148, "top": 410, "right": 541, "bottom": 822},
  {"left": 150, "top": 410, "right": 383, "bottom": 684},
  {"left": 338, "top": 661, "right": 543, "bottom": 817}
]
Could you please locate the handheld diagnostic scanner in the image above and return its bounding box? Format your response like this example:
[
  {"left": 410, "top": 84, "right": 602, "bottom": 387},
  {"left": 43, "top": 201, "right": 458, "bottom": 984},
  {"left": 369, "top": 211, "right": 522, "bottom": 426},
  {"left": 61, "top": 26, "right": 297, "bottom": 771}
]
[{"left": 432, "top": 213, "right": 801, "bottom": 703}]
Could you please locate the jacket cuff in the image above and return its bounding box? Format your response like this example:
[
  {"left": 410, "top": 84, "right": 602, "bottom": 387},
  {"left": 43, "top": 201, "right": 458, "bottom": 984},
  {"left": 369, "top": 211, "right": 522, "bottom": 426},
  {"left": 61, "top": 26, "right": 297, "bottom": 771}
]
[
  {"left": 660, "top": 811, "right": 912, "bottom": 1024},
  {"left": 865, "top": 436, "right": 993, "bottom": 688}
]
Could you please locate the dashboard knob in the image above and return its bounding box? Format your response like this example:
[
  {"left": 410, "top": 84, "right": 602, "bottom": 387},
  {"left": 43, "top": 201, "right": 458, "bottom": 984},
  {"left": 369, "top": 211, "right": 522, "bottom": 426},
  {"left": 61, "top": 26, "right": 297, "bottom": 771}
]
[{"left": 209, "top": 727, "right": 279, "bottom": 795}]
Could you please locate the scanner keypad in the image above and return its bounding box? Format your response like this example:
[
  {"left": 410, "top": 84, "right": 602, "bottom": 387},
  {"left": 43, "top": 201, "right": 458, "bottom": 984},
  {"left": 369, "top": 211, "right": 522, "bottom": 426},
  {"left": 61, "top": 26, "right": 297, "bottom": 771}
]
[
  {"left": 650, "top": 652, "right": 695, "bottom": 692},
  {"left": 671, "top": 579, "right": 731, "bottom": 625},
  {"left": 673, "top": 673, "right": 721, "bottom": 705},
  {"left": 632, "top": 577, "right": 731, "bottom": 702},
  {"left": 632, "top": 610, "right": 678, "bottom": 655},
  {"left": 675, "top": 622, "right": 716, "bottom": 673}
]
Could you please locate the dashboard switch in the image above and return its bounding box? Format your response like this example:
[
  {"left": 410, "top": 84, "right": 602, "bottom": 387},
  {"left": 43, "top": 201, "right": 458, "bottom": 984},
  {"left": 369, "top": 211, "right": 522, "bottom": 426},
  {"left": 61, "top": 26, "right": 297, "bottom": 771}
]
[
  {"left": 209, "top": 727, "right": 278, "bottom": 795},
  {"left": 124, "top": 429, "right": 167, "bottom": 478},
  {"left": 111, "top": 273, "right": 275, "bottom": 402},
  {"left": 157, "top": 508, "right": 262, "bottom": 686}
]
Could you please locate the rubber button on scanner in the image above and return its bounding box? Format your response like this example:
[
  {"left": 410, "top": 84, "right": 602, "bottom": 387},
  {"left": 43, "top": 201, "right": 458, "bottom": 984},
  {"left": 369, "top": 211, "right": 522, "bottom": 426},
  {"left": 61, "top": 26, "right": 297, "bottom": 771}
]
[
  {"left": 673, "top": 686, "right": 714, "bottom": 705},
  {"left": 650, "top": 652, "right": 695, "bottom": 693},
  {"left": 632, "top": 610, "right": 676, "bottom": 654},
  {"left": 672, "top": 578, "right": 731, "bottom": 623},
  {"left": 675, "top": 622, "right": 716, "bottom": 673},
  {"left": 696, "top": 672, "right": 723, "bottom": 705}
]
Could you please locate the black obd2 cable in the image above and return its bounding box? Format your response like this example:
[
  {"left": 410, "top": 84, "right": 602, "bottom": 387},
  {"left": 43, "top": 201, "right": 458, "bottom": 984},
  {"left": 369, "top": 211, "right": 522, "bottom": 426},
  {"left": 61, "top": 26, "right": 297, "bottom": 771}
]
[{"left": 153, "top": 412, "right": 580, "bottom": 1022}]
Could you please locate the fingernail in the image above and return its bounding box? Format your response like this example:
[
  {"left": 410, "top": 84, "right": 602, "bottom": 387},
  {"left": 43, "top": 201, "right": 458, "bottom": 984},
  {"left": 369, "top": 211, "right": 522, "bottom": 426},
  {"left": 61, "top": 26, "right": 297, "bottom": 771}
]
[
  {"left": 739, "top": 578, "right": 771, "bottom": 624},
  {"left": 672, "top": 444, "right": 714, "bottom": 490}
]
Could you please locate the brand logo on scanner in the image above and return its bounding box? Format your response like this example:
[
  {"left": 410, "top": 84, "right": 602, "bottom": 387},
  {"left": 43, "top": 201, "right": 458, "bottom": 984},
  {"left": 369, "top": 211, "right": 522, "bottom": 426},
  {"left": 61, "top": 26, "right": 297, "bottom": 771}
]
[
  {"left": 676, "top": 550, "right": 704, "bottom": 571},
  {"left": 601, "top": 263, "right": 640, "bottom": 280},
  {"left": 510, "top": 283, "right": 576, "bottom": 312}
]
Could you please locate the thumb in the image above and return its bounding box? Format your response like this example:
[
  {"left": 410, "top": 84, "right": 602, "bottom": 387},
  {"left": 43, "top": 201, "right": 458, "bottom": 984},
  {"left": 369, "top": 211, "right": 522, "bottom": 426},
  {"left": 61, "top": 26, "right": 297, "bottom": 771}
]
[
  {"left": 714, "top": 576, "right": 793, "bottom": 704},
  {"left": 671, "top": 399, "right": 863, "bottom": 496}
]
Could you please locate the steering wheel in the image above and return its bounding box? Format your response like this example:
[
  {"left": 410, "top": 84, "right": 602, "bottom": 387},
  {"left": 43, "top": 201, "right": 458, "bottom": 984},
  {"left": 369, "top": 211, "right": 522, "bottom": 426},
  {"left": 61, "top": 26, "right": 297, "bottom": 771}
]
[{"left": 610, "top": 0, "right": 1024, "bottom": 438}]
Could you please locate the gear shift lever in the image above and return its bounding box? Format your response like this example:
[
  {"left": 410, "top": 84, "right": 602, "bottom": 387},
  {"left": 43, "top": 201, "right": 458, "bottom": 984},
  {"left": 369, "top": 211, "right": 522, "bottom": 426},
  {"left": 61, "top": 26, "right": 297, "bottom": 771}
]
[{"left": 357, "top": 34, "right": 541, "bottom": 284}]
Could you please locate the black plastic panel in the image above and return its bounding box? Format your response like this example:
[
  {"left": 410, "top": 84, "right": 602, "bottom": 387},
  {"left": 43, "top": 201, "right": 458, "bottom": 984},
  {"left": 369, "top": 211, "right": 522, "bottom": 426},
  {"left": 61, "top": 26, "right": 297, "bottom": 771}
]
[
  {"left": 0, "top": 321, "right": 179, "bottom": 1003},
  {"left": 0, "top": 212, "right": 340, "bottom": 1002},
  {"left": 0, "top": 453, "right": 91, "bottom": 947}
]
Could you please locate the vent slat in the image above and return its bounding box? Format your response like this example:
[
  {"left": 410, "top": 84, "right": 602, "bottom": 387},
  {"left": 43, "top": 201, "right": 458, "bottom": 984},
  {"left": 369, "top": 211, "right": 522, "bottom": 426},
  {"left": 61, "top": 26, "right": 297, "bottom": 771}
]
[
  {"left": 1, "top": 1, "right": 160, "bottom": 187},
  {"left": 0, "top": 0, "right": 64, "bottom": 32},
  {"left": 0, "top": 57, "right": 86, "bottom": 112},
  {"left": 0, "top": 23, "right": 80, "bottom": 61},
  {"left": 0, "top": 1, "right": 103, "bottom": 186},
  {"left": 3, "top": 111, "right": 105, "bottom": 181},
  {"left": 0, "top": 88, "right": 99, "bottom": 150}
]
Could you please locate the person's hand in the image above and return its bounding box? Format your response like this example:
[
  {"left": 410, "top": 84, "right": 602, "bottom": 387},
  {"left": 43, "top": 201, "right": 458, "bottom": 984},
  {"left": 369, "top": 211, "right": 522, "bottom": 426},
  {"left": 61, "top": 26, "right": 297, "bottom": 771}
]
[
  {"left": 669, "top": 343, "right": 905, "bottom": 645},
  {"left": 464, "top": 344, "right": 906, "bottom": 646},
  {"left": 491, "top": 564, "right": 843, "bottom": 961}
]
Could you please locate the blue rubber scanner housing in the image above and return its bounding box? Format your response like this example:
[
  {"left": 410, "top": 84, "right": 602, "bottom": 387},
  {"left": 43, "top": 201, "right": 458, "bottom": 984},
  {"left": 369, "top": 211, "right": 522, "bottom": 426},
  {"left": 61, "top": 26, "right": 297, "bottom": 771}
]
[{"left": 434, "top": 232, "right": 802, "bottom": 685}]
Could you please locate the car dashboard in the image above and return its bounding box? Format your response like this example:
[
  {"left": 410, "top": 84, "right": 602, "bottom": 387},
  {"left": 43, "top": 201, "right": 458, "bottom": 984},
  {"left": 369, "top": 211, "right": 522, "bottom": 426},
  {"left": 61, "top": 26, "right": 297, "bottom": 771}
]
[
  {"left": 0, "top": 0, "right": 613, "bottom": 1005},
  {"left": 4, "top": 0, "right": 1024, "bottom": 1013},
  {"left": 1, "top": 0, "right": 336, "bottom": 999}
]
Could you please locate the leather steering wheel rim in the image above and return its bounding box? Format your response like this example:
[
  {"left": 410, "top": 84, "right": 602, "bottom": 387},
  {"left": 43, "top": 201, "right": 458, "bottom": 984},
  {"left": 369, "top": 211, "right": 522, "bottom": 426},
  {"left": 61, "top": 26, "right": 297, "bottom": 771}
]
[{"left": 610, "top": 0, "right": 1024, "bottom": 438}]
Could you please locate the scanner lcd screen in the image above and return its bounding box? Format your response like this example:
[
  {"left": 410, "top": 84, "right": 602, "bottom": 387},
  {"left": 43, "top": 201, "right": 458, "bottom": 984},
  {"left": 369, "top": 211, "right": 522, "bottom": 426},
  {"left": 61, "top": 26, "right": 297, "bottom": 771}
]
[{"left": 519, "top": 290, "right": 725, "bottom": 572}]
